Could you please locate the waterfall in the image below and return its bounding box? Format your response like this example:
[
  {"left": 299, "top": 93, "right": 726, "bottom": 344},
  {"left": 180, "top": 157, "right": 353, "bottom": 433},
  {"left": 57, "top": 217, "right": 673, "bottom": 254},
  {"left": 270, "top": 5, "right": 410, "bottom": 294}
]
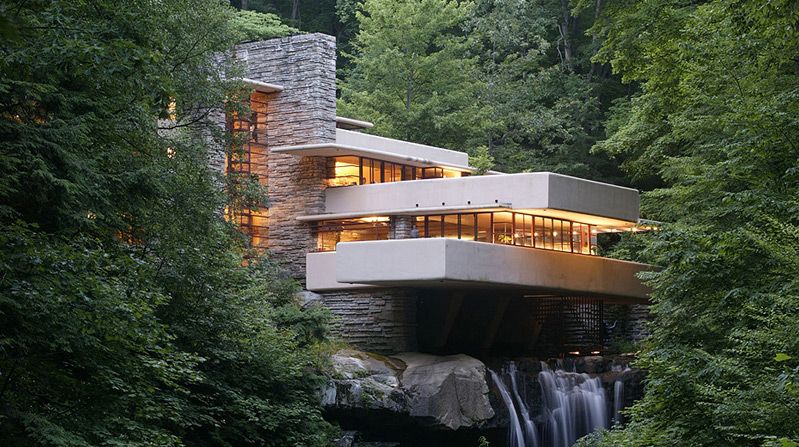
[
  {"left": 538, "top": 362, "right": 608, "bottom": 447},
  {"left": 612, "top": 379, "right": 624, "bottom": 425},
  {"left": 611, "top": 365, "right": 629, "bottom": 425},
  {"left": 507, "top": 363, "right": 540, "bottom": 447},
  {"left": 490, "top": 361, "right": 612, "bottom": 447},
  {"left": 490, "top": 369, "right": 526, "bottom": 447}
]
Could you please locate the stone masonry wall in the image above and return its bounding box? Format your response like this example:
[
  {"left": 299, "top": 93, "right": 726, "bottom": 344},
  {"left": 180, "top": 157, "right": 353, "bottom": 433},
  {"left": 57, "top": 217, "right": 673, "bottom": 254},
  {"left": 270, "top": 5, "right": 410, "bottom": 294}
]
[
  {"left": 236, "top": 34, "right": 337, "bottom": 281},
  {"left": 226, "top": 34, "right": 419, "bottom": 353},
  {"left": 389, "top": 215, "right": 416, "bottom": 239},
  {"left": 321, "top": 289, "right": 419, "bottom": 354},
  {"left": 604, "top": 303, "right": 651, "bottom": 347}
]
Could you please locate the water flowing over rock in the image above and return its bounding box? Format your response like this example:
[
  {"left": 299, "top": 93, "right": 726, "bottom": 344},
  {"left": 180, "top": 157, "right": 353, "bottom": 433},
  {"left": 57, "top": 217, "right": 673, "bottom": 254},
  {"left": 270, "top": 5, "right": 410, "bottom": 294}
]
[
  {"left": 489, "top": 359, "right": 638, "bottom": 447},
  {"left": 323, "top": 349, "right": 494, "bottom": 430},
  {"left": 324, "top": 351, "right": 643, "bottom": 446},
  {"left": 538, "top": 362, "right": 608, "bottom": 447}
]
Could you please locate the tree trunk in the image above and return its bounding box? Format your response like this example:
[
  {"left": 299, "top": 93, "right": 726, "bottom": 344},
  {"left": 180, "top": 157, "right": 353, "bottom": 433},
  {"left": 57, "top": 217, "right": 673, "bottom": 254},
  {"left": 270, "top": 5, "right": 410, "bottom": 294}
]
[
  {"left": 240, "top": 0, "right": 249, "bottom": 10},
  {"left": 291, "top": 0, "right": 300, "bottom": 24},
  {"left": 559, "top": 0, "right": 573, "bottom": 70},
  {"left": 589, "top": 0, "right": 603, "bottom": 78}
]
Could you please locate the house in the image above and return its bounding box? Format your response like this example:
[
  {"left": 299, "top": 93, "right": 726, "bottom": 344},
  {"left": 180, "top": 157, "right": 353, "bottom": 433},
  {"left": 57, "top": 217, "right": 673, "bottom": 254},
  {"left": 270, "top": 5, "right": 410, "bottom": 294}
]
[{"left": 218, "top": 33, "right": 651, "bottom": 355}]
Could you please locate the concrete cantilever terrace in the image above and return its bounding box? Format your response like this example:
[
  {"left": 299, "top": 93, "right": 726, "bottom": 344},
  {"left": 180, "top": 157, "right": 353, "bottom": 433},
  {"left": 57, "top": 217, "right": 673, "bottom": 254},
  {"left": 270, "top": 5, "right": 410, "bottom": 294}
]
[
  {"left": 302, "top": 172, "right": 640, "bottom": 227},
  {"left": 306, "top": 238, "right": 651, "bottom": 303},
  {"left": 271, "top": 128, "right": 476, "bottom": 173}
]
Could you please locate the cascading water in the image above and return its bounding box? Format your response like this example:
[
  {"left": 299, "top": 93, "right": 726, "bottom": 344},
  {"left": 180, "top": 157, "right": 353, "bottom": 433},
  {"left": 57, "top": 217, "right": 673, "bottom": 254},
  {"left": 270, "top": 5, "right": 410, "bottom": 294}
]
[
  {"left": 507, "top": 363, "right": 540, "bottom": 447},
  {"left": 611, "top": 365, "right": 630, "bottom": 425},
  {"left": 538, "top": 362, "right": 608, "bottom": 447},
  {"left": 490, "top": 361, "right": 630, "bottom": 447},
  {"left": 490, "top": 369, "right": 526, "bottom": 447}
]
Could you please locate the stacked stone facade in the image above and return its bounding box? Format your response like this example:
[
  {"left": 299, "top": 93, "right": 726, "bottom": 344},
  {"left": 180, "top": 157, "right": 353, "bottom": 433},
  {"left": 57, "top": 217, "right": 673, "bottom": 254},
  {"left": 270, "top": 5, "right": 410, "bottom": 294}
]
[
  {"left": 237, "top": 34, "right": 336, "bottom": 279},
  {"left": 389, "top": 215, "right": 417, "bottom": 239},
  {"left": 228, "top": 34, "right": 419, "bottom": 354},
  {"left": 321, "top": 289, "right": 419, "bottom": 353}
]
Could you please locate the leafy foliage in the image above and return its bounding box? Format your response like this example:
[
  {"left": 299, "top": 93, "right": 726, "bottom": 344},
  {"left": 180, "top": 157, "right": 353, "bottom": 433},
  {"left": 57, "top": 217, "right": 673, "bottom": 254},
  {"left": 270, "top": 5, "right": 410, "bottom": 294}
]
[
  {"left": 0, "top": 1, "right": 331, "bottom": 446},
  {"left": 231, "top": 9, "right": 298, "bottom": 42},
  {"left": 338, "top": 0, "right": 485, "bottom": 150},
  {"left": 576, "top": 0, "right": 799, "bottom": 445}
]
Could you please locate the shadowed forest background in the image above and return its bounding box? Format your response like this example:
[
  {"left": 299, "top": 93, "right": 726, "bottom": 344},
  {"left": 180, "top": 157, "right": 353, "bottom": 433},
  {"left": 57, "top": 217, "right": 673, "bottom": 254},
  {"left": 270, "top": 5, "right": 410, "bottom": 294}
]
[{"left": 1, "top": 0, "right": 798, "bottom": 446}]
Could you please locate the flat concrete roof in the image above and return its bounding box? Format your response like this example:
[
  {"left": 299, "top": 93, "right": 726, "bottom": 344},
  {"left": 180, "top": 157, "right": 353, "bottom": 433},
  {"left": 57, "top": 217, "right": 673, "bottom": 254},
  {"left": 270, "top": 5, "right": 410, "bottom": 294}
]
[
  {"left": 321, "top": 172, "right": 640, "bottom": 226},
  {"left": 336, "top": 116, "right": 374, "bottom": 130},
  {"left": 307, "top": 238, "right": 651, "bottom": 302},
  {"left": 240, "top": 78, "right": 284, "bottom": 93},
  {"left": 271, "top": 129, "right": 473, "bottom": 172}
]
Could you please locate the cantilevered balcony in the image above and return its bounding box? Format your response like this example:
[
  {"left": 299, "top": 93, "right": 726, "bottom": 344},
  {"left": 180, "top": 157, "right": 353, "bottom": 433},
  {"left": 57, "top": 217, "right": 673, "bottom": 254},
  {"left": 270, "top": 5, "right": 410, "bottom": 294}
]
[
  {"left": 271, "top": 128, "right": 475, "bottom": 172},
  {"left": 300, "top": 172, "right": 640, "bottom": 228},
  {"left": 306, "top": 238, "right": 651, "bottom": 302}
]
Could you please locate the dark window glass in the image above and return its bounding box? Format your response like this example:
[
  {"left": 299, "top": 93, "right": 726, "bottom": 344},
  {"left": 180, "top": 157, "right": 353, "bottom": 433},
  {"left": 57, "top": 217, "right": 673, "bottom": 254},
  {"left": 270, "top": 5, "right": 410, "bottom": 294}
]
[
  {"left": 427, "top": 215, "right": 444, "bottom": 237},
  {"left": 444, "top": 215, "right": 459, "bottom": 239},
  {"left": 476, "top": 213, "right": 491, "bottom": 242},
  {"left": 460, "top": 214, "right": 476, "bottom": 240}
]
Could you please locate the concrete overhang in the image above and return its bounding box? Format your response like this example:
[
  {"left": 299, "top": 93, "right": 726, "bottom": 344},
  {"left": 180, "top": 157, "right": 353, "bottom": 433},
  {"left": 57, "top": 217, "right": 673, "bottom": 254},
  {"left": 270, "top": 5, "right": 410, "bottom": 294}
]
[
  {"left": 306, "top": 239, "right": 652, "bottom": 302},
  {"left": 240, "top": 78, "right": 284, "bottom": 93},
  {"left": 271, "top": 129, "right": 474, "bottom": 172},
  {"left": 321, "top": 172, "right": 641, "bottom": 227},
  {"left": 297, "top": 203, "right": 512, "bottom": 222},
  {"left": 336, "top": 116, "right": 374, "bottom": 130}
]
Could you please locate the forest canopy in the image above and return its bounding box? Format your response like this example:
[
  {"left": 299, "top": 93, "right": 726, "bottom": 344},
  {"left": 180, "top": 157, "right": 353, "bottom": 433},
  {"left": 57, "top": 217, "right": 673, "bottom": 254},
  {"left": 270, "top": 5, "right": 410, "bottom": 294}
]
[
  {"left": 0, "top": 1, "right": 330, "bottom": 446},
  {"left": 1, "top": 0, "right": 798, "bottom": 446}
]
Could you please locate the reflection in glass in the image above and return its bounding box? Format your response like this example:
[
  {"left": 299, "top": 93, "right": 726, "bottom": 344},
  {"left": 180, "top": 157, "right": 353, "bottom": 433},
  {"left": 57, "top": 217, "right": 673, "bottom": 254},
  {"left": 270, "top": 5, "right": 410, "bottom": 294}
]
[{"left": 460, "top": 213, "right": 476, "bottom": 240}]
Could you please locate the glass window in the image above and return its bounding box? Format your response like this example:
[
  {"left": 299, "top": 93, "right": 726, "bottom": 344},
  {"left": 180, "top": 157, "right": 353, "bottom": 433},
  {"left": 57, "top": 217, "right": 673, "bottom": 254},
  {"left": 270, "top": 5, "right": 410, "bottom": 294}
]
[
  {"left": 493, "top": 212, "right": 514, "bottom": 245},
  {"left": 422, "top": 167, "right": 444, "bottom": 179},
  {"left": 427, "top": 215, "right": 443, "bottom": 237},
  {"left": 414, "top": 216, "right": 425, "bottom": 238},
  {"left": 317, "top": 218, "right": 389, "bottom": 250},
  {"left": 552, "top": 219, "right": 563, "bottom": 251},
  {"left": 444, "top": 215, "right": 459, "bottom": 239},
  {"left": 403, "top": 165, "right": 416, "bottom": 181},
  {"left": 326, "top": 156, "right": 360, "bottom": 187},
  {"left": 515, "top": 214, "right": 532, "bottom": 247},
  {"left": 371, "top": 160, "right": 382, "bottom": 184},
  {"left": 476, "top": 213, "right": 492, "bottom": 242},
  {"left": 460, "top": 213, "right": 476, "bottom": 241},
  {"left": 572, "top": 223, "right": 583, "bottom": 254},
  {"left": 542, "top": 218, "right": 554, "bottom": 250},
  {"left": 533, "top": 217, "right": 543, "bottom": 248},
  {"left": 361, "top": 158, "right": 373, "bottom": 184}
]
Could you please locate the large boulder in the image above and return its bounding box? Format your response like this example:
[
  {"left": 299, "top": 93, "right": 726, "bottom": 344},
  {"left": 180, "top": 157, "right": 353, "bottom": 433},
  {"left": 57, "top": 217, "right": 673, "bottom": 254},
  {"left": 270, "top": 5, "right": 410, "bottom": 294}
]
[
  {"left": 393, "top": 352, "right": 495, "bottom": 430},
  {"left": 322, "top": 349, "right": 407, "bottom": 412},
  {"left": 323, "top": 349, "right": 494, "bottom": 430}
]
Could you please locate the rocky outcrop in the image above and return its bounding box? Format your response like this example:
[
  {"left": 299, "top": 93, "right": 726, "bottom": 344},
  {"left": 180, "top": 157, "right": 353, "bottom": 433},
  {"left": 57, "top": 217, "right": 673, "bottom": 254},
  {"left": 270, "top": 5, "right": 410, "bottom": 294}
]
[
  {"left": 322, "top": 349, "right": 494, "bottom": 430},
  {"left": 394, "top": 353, "right": 494, "bottom": 430},
  {"left": 322, "top": 349, "right": 406, "bottom": 412}
]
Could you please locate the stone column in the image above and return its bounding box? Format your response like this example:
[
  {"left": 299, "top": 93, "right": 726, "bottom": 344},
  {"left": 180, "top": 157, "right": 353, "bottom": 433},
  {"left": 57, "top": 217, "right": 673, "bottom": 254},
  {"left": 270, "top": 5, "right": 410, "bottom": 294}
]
[
  {"left": 389, "top": 215, "right": 416, "bottom": 239},
  {"left": 236, "top": 34, "right": 337, "bottom": 282}
]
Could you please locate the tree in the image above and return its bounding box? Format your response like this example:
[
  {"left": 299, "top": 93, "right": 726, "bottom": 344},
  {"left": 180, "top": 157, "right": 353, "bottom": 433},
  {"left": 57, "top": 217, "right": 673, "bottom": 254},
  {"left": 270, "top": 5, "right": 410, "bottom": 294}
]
[
  {"left": 0, "top": 1, "right": 331, "bottom": 445},
  {"left": 468, "top": 0, "right": 629, "bottom": 181},
  {"left": 338, "top": 0, "right": 486, "bottom": 150},
  {"left": 576, "top": 0, "right": 799, "bottom": 445},
  {"left": 231, "top": 9, "right": 298, "bottom": 41}
]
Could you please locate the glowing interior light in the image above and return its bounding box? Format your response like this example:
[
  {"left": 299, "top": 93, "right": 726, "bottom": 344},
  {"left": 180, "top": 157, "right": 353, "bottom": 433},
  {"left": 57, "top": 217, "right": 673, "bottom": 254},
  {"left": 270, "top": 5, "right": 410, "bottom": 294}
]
[
  {"left": 533, "top": 232, "right": 539, "bottom": 237},
  {"left": 590, "top": 351, "right": 601, "bottom": 355},
  {"left": 568, "top": 351, "right": 580, "bottom": 356},
  {"left": 552, "top": 231, "right": 558, "bottom": 236}
]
